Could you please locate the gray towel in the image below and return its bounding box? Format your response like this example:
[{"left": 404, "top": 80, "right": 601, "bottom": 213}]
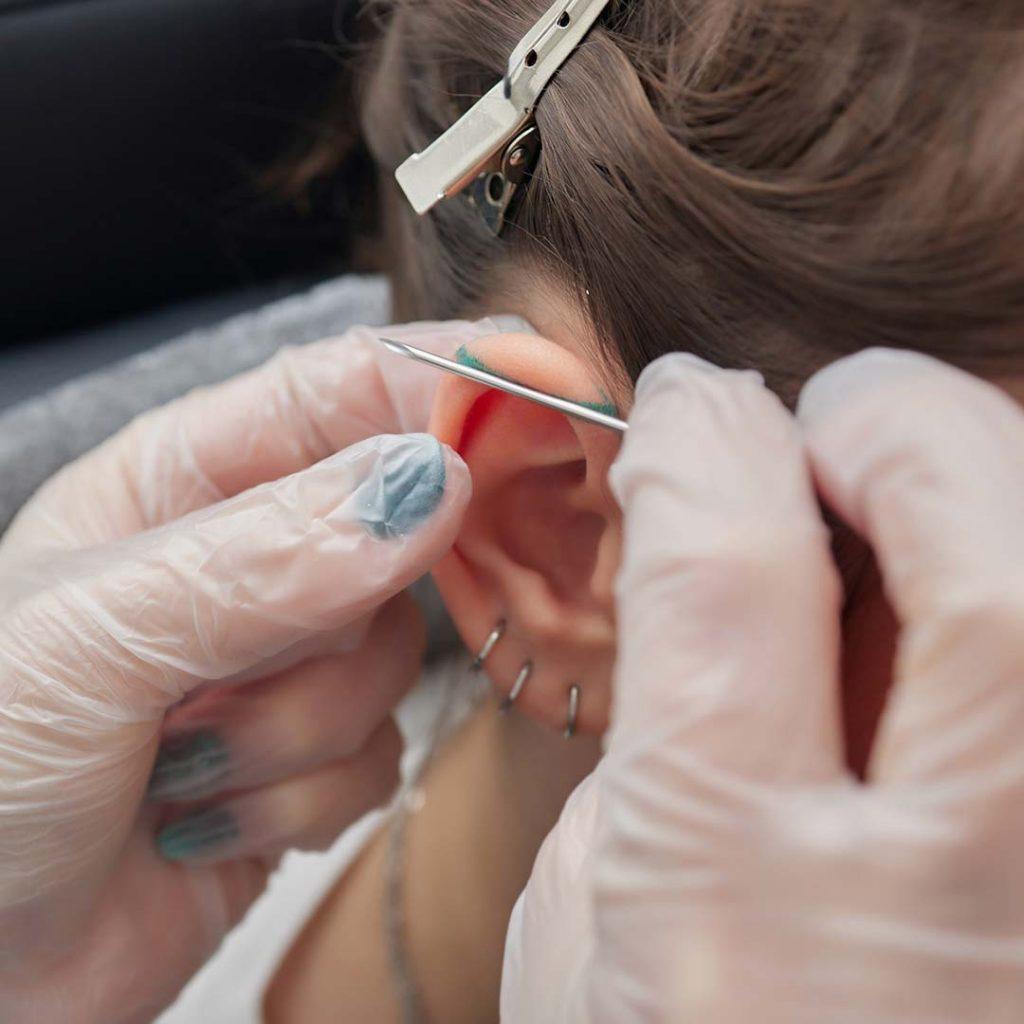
[{"left": 0, "top": 275, "right": 391, "bottom": 534}]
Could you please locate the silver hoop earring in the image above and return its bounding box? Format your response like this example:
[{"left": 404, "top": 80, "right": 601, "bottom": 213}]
[
  {"left": 471, "top": 619, "right": 506, "bottom": 672},
  {"left": 564, "top": 684, "right": 581, "bottom": 739},
  {"left": 500, "top": 660, "right": 533, "bottom": 713}
]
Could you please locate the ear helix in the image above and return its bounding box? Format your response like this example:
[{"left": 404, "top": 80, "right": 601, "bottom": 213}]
[{"left": 471, "top": 619, "right": 583, "bottom": 740}]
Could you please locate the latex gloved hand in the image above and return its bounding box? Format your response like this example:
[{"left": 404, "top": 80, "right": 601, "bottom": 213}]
[
  {"left": 0, "top": 317, "right": 511, "bottom": 1024},
  {"left": 503, "top": 349, "right": 1024, "bottom": 1023}
]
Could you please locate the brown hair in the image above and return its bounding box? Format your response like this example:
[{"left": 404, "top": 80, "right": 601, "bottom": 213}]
[{"left": 321, "top": 1, "right": 1024, "bottom": 396}]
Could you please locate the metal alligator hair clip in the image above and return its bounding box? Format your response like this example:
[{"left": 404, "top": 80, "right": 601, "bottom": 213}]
[{"left": 394, "top": 0, "right": 612, "bottom": 235}]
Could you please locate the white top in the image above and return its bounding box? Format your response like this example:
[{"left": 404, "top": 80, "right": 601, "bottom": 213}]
[{"left": 158, "top": 657, "right": 481, "bottom": 1024}]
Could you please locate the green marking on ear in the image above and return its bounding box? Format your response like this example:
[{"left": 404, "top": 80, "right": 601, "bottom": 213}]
[
  {"left": 455, "top": 344, "right": 493, "bottom": 374},
  {"left": 455, "top": 345, "right": 621, "bottom": 418},
  {"left": 579, "top": 393, "right": 621, "bottom": 417}
]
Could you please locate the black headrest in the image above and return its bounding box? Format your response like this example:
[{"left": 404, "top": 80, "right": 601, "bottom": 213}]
[{"left": 0, "top": 0, "right": 357, "bottom": 343}]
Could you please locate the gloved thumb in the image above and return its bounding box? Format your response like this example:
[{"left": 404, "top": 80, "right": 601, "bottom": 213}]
[{"left": 2, "top": 433, "right": 469, "bottom": 719}]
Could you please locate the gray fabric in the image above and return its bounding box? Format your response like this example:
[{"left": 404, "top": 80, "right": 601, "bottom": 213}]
[
  {"left": 0, "top": 275, "right": 391, "bottom": 534},
  {"left": 0, "top": 277, "right": 325, "bottom": 413}
]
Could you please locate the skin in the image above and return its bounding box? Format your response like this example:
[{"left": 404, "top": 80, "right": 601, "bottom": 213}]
[{"left": 266, "top": 691, "right": 600, "bottom": 1023}]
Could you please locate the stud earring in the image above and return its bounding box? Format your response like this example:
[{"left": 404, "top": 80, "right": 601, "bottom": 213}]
[
  {"left": 564, "top": 684, "right": 582, "bottom": 739},
  {"left": 471, "top": 619, "right": 506, "bottom": 672},
  {"left": 500, "top": 660, "right": 533, "bottom": 713}
]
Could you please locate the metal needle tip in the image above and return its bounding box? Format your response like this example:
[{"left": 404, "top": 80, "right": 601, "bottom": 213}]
[
  {"left": 377, "top": 337, "right": 408, "bottom": 357},
  {"left": 374, "top": 336, "right": 628, "bottom": 434}
]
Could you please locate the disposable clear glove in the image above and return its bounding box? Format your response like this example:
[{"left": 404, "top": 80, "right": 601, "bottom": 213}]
[
  {"left": 503, "top": 349, "right": 1024, "bottom": 1023},
  {"left": 0, "top": 317, "right": 513, "bottom": 1024}
]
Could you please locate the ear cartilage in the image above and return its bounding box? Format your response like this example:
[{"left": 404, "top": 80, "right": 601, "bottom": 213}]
[
  {"left": 376, "top": 337, "right": 628, "bottom": 434},
  {"left": 500, "top": 661, "right": 534, "bottom": 713},
  {"left": 471, "top": 619, "right": 507, "bottom": 672},
  {"left": 564, "top": 684, "right": 582, "bottom": 739}
]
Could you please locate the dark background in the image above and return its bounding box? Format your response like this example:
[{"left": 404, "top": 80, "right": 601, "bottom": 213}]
[{"left": 0, "top": 0, "right": 363, "bottom": 404}]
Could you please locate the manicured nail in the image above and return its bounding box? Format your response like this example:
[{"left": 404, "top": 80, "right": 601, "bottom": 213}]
[
  {"left": 148, "top": 729, "right": 231, "bottom": 800},
  {"left": 156, "top": 807, "right": 240, "bottom": 862},
  {"left": 359, "top": 434, "right": 447, "bottom": 540}
]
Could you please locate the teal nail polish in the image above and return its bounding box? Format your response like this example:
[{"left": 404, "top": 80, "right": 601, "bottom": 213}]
[
  {"left": 148, "top": 729, "right": 230, "bottom": 800},
  {"left": 157, "top": 807, "right": 240, "bottom": 861},
  {"left": 360, "top": 434, "right": 447, "bottom": 540},
  {"left": 455, "top": 345, "right": 620, "bottom": 418}
]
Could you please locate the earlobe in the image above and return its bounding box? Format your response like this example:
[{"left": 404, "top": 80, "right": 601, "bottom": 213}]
[{"left": 428, "top": 332, "right": 623, "bottom": 736}]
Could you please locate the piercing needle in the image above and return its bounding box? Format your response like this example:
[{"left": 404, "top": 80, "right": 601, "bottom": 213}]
[{"left": 376, "top": 337, "right": 628, "bottom": 434}]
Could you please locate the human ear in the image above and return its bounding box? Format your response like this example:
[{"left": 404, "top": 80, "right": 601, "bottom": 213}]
[{"left": 428, "top": 332, "right": 624, "bottom": 736}]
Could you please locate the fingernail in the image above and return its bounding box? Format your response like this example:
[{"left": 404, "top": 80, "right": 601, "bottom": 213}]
[
  {"left": 797, "top": 348, "right": 937, "bottom": 426},
  {"left": 156, "top": 807, "right": 240, "bottom": 862},
  {"left": 359, "top": 434, "right": 447, "bottom": 540},
  {"left": 148, "top": 729, "right": 231, "bottom": 800}
]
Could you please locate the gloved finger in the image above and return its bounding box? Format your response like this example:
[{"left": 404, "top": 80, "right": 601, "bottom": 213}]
[
  {"left": 1, "top": 829, "right": 270, "bottom": 1024},
  {"left": 6, "top": 317, "right": 525, "bottom": 554},
  {"left": 148, "top": 593, "right": 425, "bottom": 801},
  {"left": 3, "top": 433, "right": 468, "bottom": 720},
  {"left": 798, "top": 349, "right": 1024, "bottom": 789},
  {"left": 501, "top": 772, "right": 601, "bottom": 1024},
  {"left": 155, "top": 718, "right": 402, "bottom": 864},
  {"left": 608, "top": 354, "right": 844, "bottom": 787}
]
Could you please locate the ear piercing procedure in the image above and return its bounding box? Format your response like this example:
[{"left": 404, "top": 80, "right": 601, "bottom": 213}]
[{"left": 473, "top": 622, "right": 534, "bottom": 712}]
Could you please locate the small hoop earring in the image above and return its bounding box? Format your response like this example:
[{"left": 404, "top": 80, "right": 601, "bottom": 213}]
[
  {"left": 564, "top": 684, "right": 581, "bottom": 739},
  {"left": 471, "top": 619, "right": 506, "bottom": 672},
  {"left": 500, "top": 660, "right": 533, "bottom": 713}
]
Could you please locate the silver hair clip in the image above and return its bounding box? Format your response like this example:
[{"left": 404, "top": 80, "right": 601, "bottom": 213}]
[
  {"left": 465, "top": 124, "right": 541, "bottom": 237},
  {"left": 395, "top": 0, "right": 612, "bottom": 234}
]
